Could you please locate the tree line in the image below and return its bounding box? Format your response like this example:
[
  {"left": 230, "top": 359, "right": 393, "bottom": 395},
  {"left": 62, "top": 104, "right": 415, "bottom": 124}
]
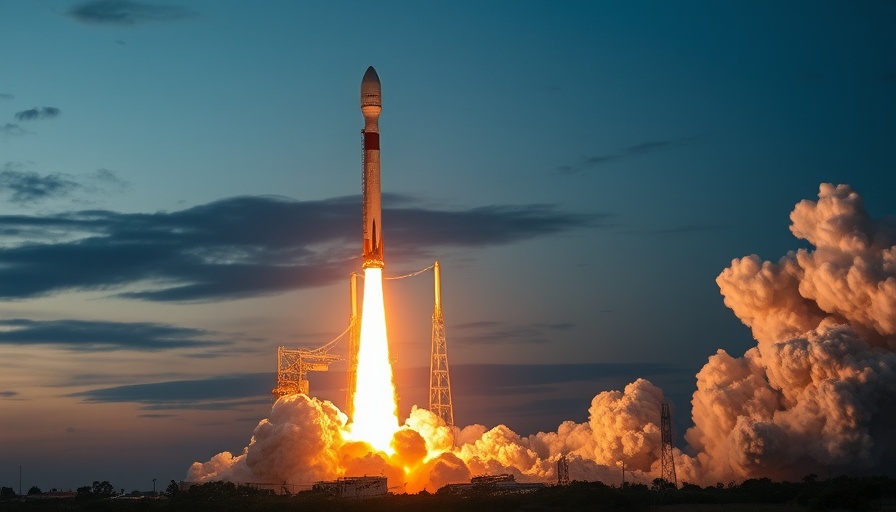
[{"left": 1, "top": 474, "right": 894, "bottom": 511}]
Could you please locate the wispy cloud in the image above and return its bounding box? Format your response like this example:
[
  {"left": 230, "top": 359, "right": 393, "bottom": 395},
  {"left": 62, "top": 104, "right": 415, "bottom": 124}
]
[
  {"left": 69, "top": 373, "right": 272, "bottom": 410},
  {"left": 452, "top": 320, "right": 575, "bottom": 345},
  {"left": 0, "top": 318, "right": 229, "bottom": 351},
  {"left": 90, "top": 168, "right": 130, "bottom": 191},
  {"left": 0, "top": 168, "right": 80, "bottom": 202},
  {"left": 67, "top": 0, "right": 196, "bottom": 25},
  {"left": 555, "top": 138, "right": 692, "bottom": 175},
  {"left": 69, "top": 364, "right": 686, "bottom": 412},
  {"left": 14, "top": 107, "right": 61, "bottom": 122},
  {"left": 0, "top": 194, "right": 596, "bottom": 301},
  {"left": 0, "top": 165, "right": 129, "bottom": 203},
  {"left": 0, "top": 123, "right": 26, "bottom": 137},
  {"left": 0, "top": 93, "right": 14, "bottom": 100},
  {"left": 0, "top": 390, "right": 20, "bottom": 398}
]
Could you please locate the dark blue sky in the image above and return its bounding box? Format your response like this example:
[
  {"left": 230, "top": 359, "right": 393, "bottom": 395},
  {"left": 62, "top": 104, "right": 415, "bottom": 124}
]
[{"left": 1, "top": 0, "right": 894, "bottom": 492}]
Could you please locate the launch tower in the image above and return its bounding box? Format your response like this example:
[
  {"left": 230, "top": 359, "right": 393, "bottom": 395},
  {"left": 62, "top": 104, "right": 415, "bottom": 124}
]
[
  {"left": 660, "top": 403, "right": 678, "bottom": 488},
  {"left": 429, "top": 261, "right": 454, "bottom": 426}
]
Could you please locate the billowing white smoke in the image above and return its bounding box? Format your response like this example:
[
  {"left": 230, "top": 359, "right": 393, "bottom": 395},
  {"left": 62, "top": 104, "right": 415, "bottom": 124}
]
[
  {"left": 189, "top": 380, "right": 670, "bottom": 489},
  {"left": 187, "top": 394, "right": 348, "bottom": 485},
  {"left": 189, "top": 183, "right": 895, "bottom": 489},
  {"left": 687, "top": 183, "right": 896, "bottom": 482}
]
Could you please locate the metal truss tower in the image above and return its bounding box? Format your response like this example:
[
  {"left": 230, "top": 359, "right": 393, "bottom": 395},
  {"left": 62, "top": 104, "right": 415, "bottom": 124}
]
[
  {"left": 272, "top": 345, "right": 340, "bottom": 400},
  {"left": 660, "top": 402, "right": 678, "bottom": 488},
  {"left": 429, "top": 261, "right": 454, "bottom": 426},
  {"left": 345, "top": 273, "right": 360, "bottom": 420},
  {"left": 557, "top": 454, "right": 570, "bottom": 486}
]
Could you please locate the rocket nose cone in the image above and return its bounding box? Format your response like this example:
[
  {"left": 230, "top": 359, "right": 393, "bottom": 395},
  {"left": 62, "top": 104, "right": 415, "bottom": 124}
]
[
  {"left": 361, "top": 66, "right": 382, "bottom": 108},
  {"left": 362, "top": 66, "right": 380, "bottom": 86}
]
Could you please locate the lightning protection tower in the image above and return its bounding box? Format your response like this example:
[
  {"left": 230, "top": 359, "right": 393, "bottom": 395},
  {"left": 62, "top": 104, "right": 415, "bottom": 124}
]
[
  {"left": 660, "top": 402, "right": 678, "bottom": 489},
  {"left": 429, "top": 260, "right": 454, "bottom": 426}
]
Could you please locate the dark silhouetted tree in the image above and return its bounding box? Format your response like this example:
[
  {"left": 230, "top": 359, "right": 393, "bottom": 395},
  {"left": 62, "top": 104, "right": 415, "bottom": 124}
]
[
  {"left": 91, "top": 480, "right": 115, "bottom": 497},
  {"left": 651, "top": 478, "right": 675, "bottom": 492}
]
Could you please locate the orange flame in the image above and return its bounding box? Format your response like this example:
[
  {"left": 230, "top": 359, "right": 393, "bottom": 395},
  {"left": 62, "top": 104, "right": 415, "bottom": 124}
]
[{"left": 345, "top": 267, "right": 399, "bottom": 453}]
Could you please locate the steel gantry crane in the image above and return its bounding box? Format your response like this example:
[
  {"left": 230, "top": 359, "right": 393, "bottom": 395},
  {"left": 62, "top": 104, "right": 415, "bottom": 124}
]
[{"left": 271, "top": 335, "right": 343, "bottom": 400}]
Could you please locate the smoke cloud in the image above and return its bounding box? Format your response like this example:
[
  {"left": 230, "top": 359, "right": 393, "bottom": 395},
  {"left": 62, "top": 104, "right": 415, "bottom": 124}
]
[
  {"left": 689, "top": 183, "right": 896, "bottom": 482},
  {"left": 189, "top": 183, "right": 895, "bottom": 489}
]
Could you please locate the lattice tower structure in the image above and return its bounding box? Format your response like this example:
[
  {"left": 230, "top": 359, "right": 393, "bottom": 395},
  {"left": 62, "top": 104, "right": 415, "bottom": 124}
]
[
  {"left": 345, "top": 273, "right": 361, "bottom": 419},
  {"left": 429, "top": 261, "right": 454, "bottom": 426},
  {"left": 272, "top": 346, "right": 341, "bottom": 400},
  {"left": 660, "top": 402, "right": 678, "bottom": 488},
  {"left": 557, "top": 455, "right": 570, "bottom": 486}
]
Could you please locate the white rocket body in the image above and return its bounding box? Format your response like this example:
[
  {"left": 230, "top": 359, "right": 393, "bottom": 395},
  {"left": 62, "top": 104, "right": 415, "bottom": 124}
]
[{"left": 361, "top": 66, "right": 383, "bottom": 268}]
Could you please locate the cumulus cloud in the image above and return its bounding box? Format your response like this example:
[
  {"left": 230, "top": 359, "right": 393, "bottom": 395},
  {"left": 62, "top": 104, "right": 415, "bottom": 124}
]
[
  {"left": 0, "top": 195, "right": 594, "bottom": 301},
  {"left": 717, "top": 183, "right": 896, "bottom": 352},
  {"left": 686, "top": 183, "right": 896, "bottom": 482},
  {"left": 67, "top": 0, "right": 196, "bottom": 25},
  {"left": 14, "top": 107, "right": 60, "bottom": 121}
]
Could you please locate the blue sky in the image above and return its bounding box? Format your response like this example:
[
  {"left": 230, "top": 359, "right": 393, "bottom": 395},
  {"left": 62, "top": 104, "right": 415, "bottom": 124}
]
[{"left": 1, "top": 0, "right": 894, "bottom": 492}]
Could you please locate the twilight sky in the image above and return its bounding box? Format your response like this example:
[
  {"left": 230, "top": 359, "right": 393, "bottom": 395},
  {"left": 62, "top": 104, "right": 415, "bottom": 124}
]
[{"left": 1, "top": 0, "right": 895, "bottom": 493}]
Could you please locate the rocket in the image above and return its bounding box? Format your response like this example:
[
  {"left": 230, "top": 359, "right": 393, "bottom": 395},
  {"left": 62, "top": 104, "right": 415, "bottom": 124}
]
[{"left": 361, "top": 66, "right": 384, "bottom": 268}]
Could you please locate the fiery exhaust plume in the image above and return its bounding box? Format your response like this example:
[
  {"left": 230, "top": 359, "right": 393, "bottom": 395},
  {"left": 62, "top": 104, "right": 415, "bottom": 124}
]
[{"left": 346, "top": 267, "right": 400, "bottom": 452}]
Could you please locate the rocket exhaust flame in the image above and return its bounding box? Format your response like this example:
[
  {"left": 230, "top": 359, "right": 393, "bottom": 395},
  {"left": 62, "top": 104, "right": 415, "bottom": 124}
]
[{"left": 346, "top": 267, "right": 400, "bottom": 453}]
